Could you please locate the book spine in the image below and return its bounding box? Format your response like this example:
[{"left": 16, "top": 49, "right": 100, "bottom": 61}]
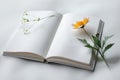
[{"left": 92, "top": 20, "right": 104, "bottom": 71}]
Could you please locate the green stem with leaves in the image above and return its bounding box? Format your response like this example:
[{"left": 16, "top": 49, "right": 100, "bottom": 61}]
[{"left": 80, "top": 27, "right": 114, "bottom": 68}]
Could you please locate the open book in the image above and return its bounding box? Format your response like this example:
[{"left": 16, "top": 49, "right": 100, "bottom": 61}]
[{"left": 3, "top": 11, "right": 104, "bottom": 70}]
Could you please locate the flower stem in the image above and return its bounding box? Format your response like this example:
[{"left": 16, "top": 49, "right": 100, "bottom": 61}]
[
  {"left": 40, "top": 15, "right": 55, "bottom": 20},
  {"left": 82, "top": 27, "right": 109, "bottom": 68},
  {"left": 82, "top": 28, "right": 94, "bottom": 43},
  {"left": 98, "top": 50, "right": 110, "bottom": 68}
]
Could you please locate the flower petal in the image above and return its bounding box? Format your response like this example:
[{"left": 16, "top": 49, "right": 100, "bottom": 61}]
[
  {"left": 73, "top": 21, "right": 84, "bottom": 29},
  {"left": 73, "top": 17, "right": 89, "bottom": 29},
  {"left": 82, "top": 18, "right": 89, "bottom": 25}
]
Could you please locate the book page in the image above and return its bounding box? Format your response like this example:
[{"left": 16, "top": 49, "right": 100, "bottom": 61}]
[
  {"left": 4, "top": 11, "right": 62, "bottom": 58},
  {"left": 46, "top": 14, "right": 100, "bottom": 64}
]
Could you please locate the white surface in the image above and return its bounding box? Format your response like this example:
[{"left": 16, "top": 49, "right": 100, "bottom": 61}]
[{"left": 0, "top": 0, "right": 120, "bottom": 80}]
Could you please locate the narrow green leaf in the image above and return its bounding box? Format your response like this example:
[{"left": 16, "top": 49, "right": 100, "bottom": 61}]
[
  {"left": 78, "top": 38, "right": 88, "bottom": 44},
  {"left": 103, "top": 43, "right": 114, "bottom": 54},
  {"left": 104, "top": 35, "right": 113, "bottom": 41},
  {"left": 92, "top": 35, "right": 101, "bottom": 48},
  {"left": 85, "top": 44, "right": 93, "bottom": 49},
  {"left": 85, "top": 44, "right": 98, "bottom": 51},
  {"left": 102, "top": 35, "right": 114, "bottom": 49}
]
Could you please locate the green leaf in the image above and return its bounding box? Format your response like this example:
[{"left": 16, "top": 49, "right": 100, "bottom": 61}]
[
  {"left": 105, "top": 35, "right": 113, "bottom": 41},
  {"left": 103, "top": 43, "right": 114, "bottom": 54},
  {"left": 85, "top": 44, "right": 98, "bottom": 51},
  {"left": 78, "top": 38, "right": 99, "bottom": 51},
  {"left": 78, "top": 38, "right": 88, "bottom": 44},
  {"left": 92, "top": 35, "right": 101, "bottom": 48},
  {"left": 102, "top": 35, "right": 114, "bottom": 49},
  {"left": 85, "top": 44, "right": 93, "bottom": 49}
]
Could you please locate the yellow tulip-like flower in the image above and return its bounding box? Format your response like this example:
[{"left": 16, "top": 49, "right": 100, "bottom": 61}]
[{"left": 73, "top": 18, "right": 89, "bottom": 29}]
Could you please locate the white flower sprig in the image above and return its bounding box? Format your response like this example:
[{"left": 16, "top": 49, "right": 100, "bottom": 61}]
[{"left": 21, "top": 11, "right": 56, "bottom": 34}]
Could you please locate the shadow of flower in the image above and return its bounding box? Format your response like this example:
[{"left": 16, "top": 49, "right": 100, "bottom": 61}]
[
  {"left": 107, "top": 55, "right": 120, "bottom": 64},
  {"left": 98, "top": 54, "right": 120, "bottom": 69}
]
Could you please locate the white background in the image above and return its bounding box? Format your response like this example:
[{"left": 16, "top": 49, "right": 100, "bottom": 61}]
[{"left": 0, "top": 0, "right": 120, "bottom": 80}]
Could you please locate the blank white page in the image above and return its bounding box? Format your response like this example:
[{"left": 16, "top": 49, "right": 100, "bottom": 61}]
[
  {"left": 47, "top": 13, "right": 100, "bottom": 64},
  {"left": 4, "top": 11, "right": 62, "bottom": 57}
]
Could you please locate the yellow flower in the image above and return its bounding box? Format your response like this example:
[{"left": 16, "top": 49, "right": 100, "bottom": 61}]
[{"left": 73, "top": 18, "right": 89, "bottom": 29}]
